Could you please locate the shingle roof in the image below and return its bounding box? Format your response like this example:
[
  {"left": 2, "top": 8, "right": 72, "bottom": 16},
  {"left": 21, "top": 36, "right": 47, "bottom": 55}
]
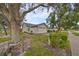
[
  {"left": 23, "top": 23, "right": 35, "bottom": 27},
  {"left": 23, "top": 23, "right": 48, "bottom": 28}
]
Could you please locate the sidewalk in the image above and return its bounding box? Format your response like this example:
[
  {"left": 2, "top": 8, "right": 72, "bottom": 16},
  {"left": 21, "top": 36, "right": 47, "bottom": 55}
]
[{"left": 68, "top": 32, "right": 79, "bottom": 56}]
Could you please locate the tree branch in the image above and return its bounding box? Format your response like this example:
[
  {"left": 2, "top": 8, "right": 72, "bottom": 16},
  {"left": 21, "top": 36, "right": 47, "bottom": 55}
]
[{"left": 22, "top": 4, "right": 43, "bottom": 18}]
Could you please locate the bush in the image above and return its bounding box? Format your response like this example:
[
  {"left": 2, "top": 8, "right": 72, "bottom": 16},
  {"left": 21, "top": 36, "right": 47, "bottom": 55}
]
[
  {"left": 49, "top": 32, "right": 59, "bottom": 47},
  {"left": 61, "top": 35, "right": 67, "bottom": 41},
  {"left": 47, "top": 30, "right": 52, "bottom": 33},
  {"left": 72, "top": 32, "right": 79, "bottom": 36},
  {"left": 72, "top": 26, "right": 79, "bottom": 30},
  {"left": 49, "top": 31, "right": 70, "bottom": 48}
]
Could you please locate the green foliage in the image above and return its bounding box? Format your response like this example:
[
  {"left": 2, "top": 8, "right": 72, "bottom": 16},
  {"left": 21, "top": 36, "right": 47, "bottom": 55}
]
[
  {"left": 47, "top": 30, "right": 52, "bottom": 33},
  {"left": 49, "top": 31, "right": 70, "bottom": 48},
  {"left": 0, "top": 38, "right": 10, "bottom": 43},
  {"left": 72, "top": 26, "right": 79, "bottom": 30},
  {"left": 50, "top": 14, "right": 56, "bottom": 24},
  {"left": 0, "top": 24, "right": 3, "bottom": 31},
  {"left": 46, "top": 4, "right": 79, "bottom": 30},
  {"left": 72, "top": 32, "right": 79, "bottom": 36}
]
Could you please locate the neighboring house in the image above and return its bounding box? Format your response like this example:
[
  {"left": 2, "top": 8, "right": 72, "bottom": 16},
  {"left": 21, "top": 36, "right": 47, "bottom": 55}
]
[{"left": 22, "top": 23, "right": 48, "bottom": 34}]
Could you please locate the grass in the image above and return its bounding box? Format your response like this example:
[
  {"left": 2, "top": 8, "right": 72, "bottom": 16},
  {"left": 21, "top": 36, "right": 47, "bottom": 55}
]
[
  {"left": 24, "top": 31, "right": 70, "bottom": 55},
  {"left": 19, "top": 32, "right": 26, "bottom": 38},
  {"left": 49, "top": 31, "right": 70, "bottom": 49},
  {"left": 19, "top": 32, "right": 30, "bottom": 40},
  {"left": 21, "top": 31, "right": 70, "bottom": 55},
  {"left": 0, "top": 32, "right": 27, "bottom": 43},
  {"left": 24, "top": 34, "right": 54, "bottom": 56},
  {"left": 72, "top": 32, "right": 79, "bottom": 36},
  {"left": 25, "top": 42, "right": 54, "bottom": 56},
  {"left": 32, "top": 34, "right": 48, "bottom": 42},
  {"left": 0, "top": 38, "right": 10, "bottom": 43},
  {"left": 0, "top": 32, "right": 10, "bottom": 43}
]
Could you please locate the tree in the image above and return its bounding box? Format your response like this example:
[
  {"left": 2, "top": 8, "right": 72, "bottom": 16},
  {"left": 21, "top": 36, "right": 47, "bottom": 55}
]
[
  {"left": 0, "top": 3, "right": 44, "bottom": 43},
  {"left": 0, "top": 14, "right": 9, "bottom": 35},
  {"left": 46, "top": 4, "right": 70, "bottom": 30},
  {"left": 46, "top": 3, "right": 79, "bottom": 31},
  {"left": 46, "top": 12, "right": 57, "bottom": 29}
]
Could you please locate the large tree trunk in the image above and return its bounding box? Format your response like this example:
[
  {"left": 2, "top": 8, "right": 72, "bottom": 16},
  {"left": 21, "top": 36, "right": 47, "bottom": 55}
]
[
  {"left": 8, "top": 4, "right": 21, "bottom": 43},
  {"left": 10, "top": 19, "right": 20, "bottom": 43}
]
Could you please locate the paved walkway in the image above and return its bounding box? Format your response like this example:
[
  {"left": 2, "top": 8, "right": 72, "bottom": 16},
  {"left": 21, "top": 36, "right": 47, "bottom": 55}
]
[{"left": 68, "top": 31, "right": 79, "bottom": 56}]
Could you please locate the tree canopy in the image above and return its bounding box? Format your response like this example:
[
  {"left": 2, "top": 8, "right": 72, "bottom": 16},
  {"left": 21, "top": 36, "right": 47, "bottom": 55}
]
[{"left": 46, "top": 3, "right": 79, "bottom": 30}]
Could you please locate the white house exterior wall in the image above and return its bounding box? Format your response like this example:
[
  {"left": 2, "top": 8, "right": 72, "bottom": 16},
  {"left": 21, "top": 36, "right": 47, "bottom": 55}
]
[{"left": 22, "top": 23, "right": 47, "bottom": 34}]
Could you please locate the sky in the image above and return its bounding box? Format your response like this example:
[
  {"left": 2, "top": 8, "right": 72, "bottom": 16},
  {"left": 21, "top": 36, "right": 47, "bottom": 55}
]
[{"left": 24, "top": 7, "right": 52, "bottom": 24}]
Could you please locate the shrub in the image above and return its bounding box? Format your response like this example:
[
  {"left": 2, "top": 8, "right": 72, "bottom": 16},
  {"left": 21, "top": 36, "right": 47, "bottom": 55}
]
[
  {"left": 49, "top": 33, "right": 59, "bottom": 47},
  {"left": 72, "top": 32, "right": 79, "bottom": 36},
  {"left": 49, "top": 31, "right": 69, "bottom": 48},
  {"left": 47, "top": 30, "right": 52, "bottom": 33}
]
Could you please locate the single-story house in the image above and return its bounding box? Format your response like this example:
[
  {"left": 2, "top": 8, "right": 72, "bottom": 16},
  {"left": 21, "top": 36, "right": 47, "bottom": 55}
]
[{"left": 22, "top": 23, "right": 48, "bottom": 34}]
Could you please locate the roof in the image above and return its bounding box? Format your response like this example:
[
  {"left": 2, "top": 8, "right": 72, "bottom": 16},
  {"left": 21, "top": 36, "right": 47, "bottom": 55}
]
[
  {"left": 23, "top": 23, "right": 48, "bottom": 28},
  {"left": 23, "top": 23, "right": 35, "bottom": 27}
]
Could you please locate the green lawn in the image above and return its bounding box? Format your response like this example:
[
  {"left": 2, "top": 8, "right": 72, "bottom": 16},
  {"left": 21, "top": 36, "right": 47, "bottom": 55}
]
[
  {"left": 0, "top": 38, "right": 10, "bottom": 43},
  {"left": 0, "top": 32, "right": 10, "bottom": 43},
  {"left": 19, "top": 32, "right": 27, "bottom": 39},
  {"left": 24, "top": 34, "right": 54, "bottom": 56},
  {"left": 72, "top": 32, "right": 79, "bottom": 36}
]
